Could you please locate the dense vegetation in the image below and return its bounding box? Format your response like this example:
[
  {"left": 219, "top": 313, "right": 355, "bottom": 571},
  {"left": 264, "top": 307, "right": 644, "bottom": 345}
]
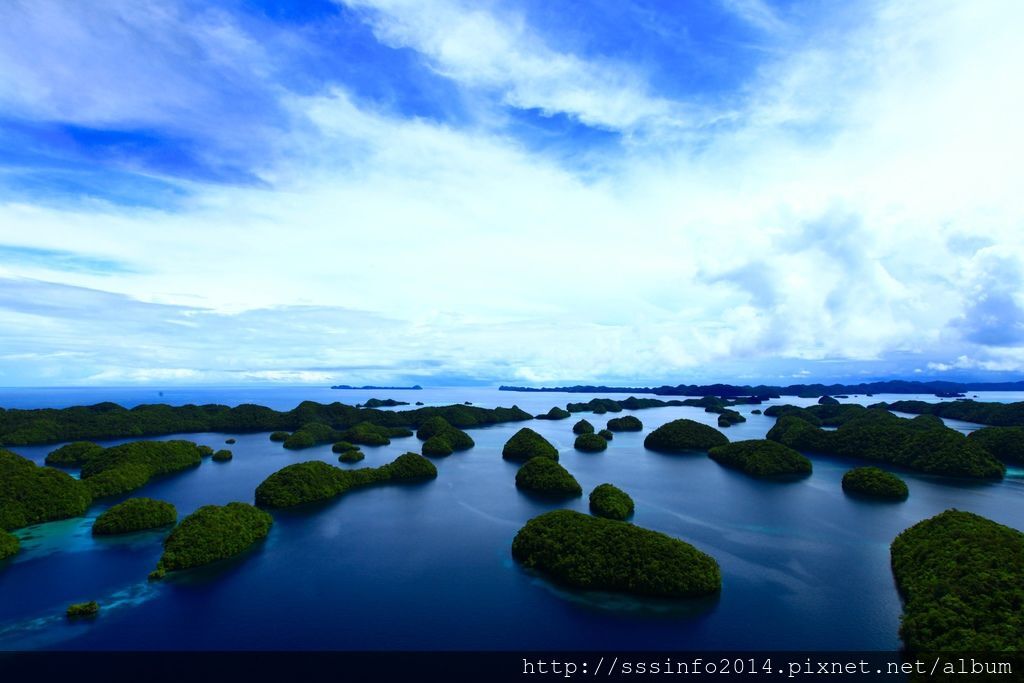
[
  {"left": 644, "top": 419, "right": 729, "bottom": 453},
  {"left": 536, "top": 406, "right": 571, "bottom": 420},
  {"left": 0, "top": 400, "right": 531, "bottom": 446},
  {"left": 331, "top": 441, "right": 357, "bottom": 453},
  {"left": 338, "top": 449, "right": 365, "bottom": 463},
  {"left": 45, "top": 441, "right": 102, "bottom": 467},
  {"left": 415, "top": 416, "right": 474, "bottom": 454},
  {"left": 708, "top": 440, "right": 812, "bottom": 478},
  {"left": 255, "top": 453, "right": 437, "bottom": 508},
  {"left": 588, "top": 483, "right": 634, "bottom": 520},
  {"left": 818, "top": 395, "right": 840, "bottom": 405},
  {"left": 841, "top": 467, "right": 908, "bottom": 500},
  {"left": 92, "top": 497, "right": 177, "bottom": 535},
  {"left": 890, "top": 510, "right": 1024, "bottom": 651},
  {"left": 0, "top": 528, "right": 19, "bottom": 560},
  {"left": 66, "top": 601, "right": 100, "bottom": 619},
  {"left": 514, "top": 458, "right": 582, "bottom": 497},
  {"left": 572, "top": 419, "right": 594, "bottom": 434},
  {"left": 422, "top": 435, "right": 453, "bottom": 457},
  {"left": 501, "top": 379, "right": 1024, "bottom": 397},
  {"left": 0, "top": 448, "right": 91, "bottom": 530},
  {"left": 882, "top": 399, "right": 1024, "bottom": 427},
  {"left": 361, "top": 398, "right": 408, "bottom": 408},
  {"left": 269, "top": 431, "right": 289, "bottom": 442},
  {"left": 502, "top": 428, "right": 559, "bottom": 462},
  {"left": 598, "top": 429, "right": 613, "bottom": 441},
  {"left": 198, "top": 445, "right": 214, "bottom": 457},
  {"left": 79, "top": 440, "right": 204, "bottom": 498},
  {"left": 511, "top": 510, "right": 720, "bottom": 597},
  {"left": 152, "top": 502, "right": 273, "bottom": 578},
  {"left": 574, "top": 433, "right": 608, "bottom": 453},
  {"left": 766, "top": 408, "right": 1005, "bottom": 478},
  {"left": 212, "top": 449, "right": 232, "bottom": 462},
  {"left": 606, "top": 416, "right": 642, "bottom": 432},
  {"left": 967, "top": 426, "right": 1024, "bottom": 465}
]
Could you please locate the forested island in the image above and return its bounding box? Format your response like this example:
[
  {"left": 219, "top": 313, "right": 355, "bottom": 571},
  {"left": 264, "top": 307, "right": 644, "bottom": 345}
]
[
  {"left": 0, "top": 400, "right": 531, "bottom": 447},
  {"left": 765, "top": 404, "right": 1004, "bottom": 478},
  {"left": 514, "top": 457, "right": 582, "bottom": 496},
  {"left": 92, "top": 498, "right": 177, "bottom": 535},
  {"left": 606, "top": 416, "right": 642, "bottom": 432},
  {"left": 644, "top": 419, "right": 729, "bottom": 453},
  {"left": 841, "top": 467, "right": 908, "bottom": 500},
  {"left": 707, "top": 440, "right": 811, "bottom": 478},
  {"left": 502, "top": 428, "right": 559, "bottom": 462},
  {"left": 501, "top": 379, "right": 1024, "bottom": 397},
  {"left": 574, "top": 433, "right": 607, "bottom": 452},
  {"left": 255, "top": 453, "right": 437, "bottom": 508},
  {"left": 588, "top": 483, "right": 633, "bottom": 520},
  {"left": 512, "top": 510, "right": 720, "bottom": 598},
  {"left": 80, "top": 440, "right": 205, "bottom": 498},
  {"left": 151, "top": 502, "right": 273, "bottom": 579},
  {"left": 0, "top": 448, "right": 91, "bottom": 530},
  {"left": 881, "top": 399, "right": 1024, "bottom": 427},
  {"left": 890, "top": 509, "right": 1024, "bottom": 651},
  {"left": 416, "top": 416, "right": 474, "bottom": 456}
]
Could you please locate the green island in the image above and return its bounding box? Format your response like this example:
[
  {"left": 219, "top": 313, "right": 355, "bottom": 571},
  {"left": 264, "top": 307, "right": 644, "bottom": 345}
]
[
  {"left": 514, "top": 458, "right": 582, "bottom": 497},
  {"left": 331, "top": 440, "right": 357, "bottom": 453},
  {"left": 536, "top": 406, "right": 571, "bottom": 420},
  {"left": 707, "top": 440, "right": 812, "bottom": 478},
  {"left": 818, "top": 395, "right": 840, "bottom": 405},
  {"left": 92, "top": 497, "right": 177, "bottom": 535},
  {"left": 269, "top": 431, "right": 290, "bottom": 442},
  {"left": 574, "top": 433, "right": 607, "bottom": 453},
  {"left": 879, "top": 399, "right": 1024, "bottom": 427},
  {"left": 255, "top": 453, "right": 437, "bottom": 508},
  {"left": 225, "top": 438, "right": 236, "bottom": 444},
  {"left": 502, "top": 428, "right": 559, "bottom": 462},
  {"left": 644, "top": 419, "right": 729, "bottom": 453},
  {"left": 890, "top": 509, "right": 1024, "bottom": 651},
  {"left": 588, "top": 483, "right": 634, "bottom": 520},
  {"left": 511, "top": 510, "right": 720, "bottom": 598},
  {"left": 710, "top": 407, "right": 746, "bottom": 427},
  {"left": 0, "top": 528, "right": 19, "bottom": 560},
  {"left": 598, "top": 429, "right": 613, "bottom": 441},
  {"left": 212, "top": 449, "right": 233, "bottom": 462},
  {"left": 0, "top": 448, "right": 91, "bottom": 530},
  {"left": 66, "top": 601, "right": 100, "bottom": 619},
  {"left": 198, "top": 445, "right": 214, "bottom": 457},
  {"left": 841, "top": 467, "right": 908, "bottom": 500},
  {"left": 0, "top": 400, "right": 531, "bottom": 447},
  {"left": 766, "top": 406, "right": 1004, "bottom": 478},
  {"left": 967, "top": 426, "right": 1024, "bottom": 465},
  {"left": 606, "top": 415, "right": 642, "bottom": 432},
  {"left": 572, "top": 419, "right": 594, "bottom": 434},
  {"left": 79, "top": 440, "right": 205, "bottom": 498},
  {"left": 360, "top": 398, "right": 409, "bottom": 408},
  {"left": 415, "top": 416, "right": 474, "bottom": 455},
  {"left": 45, "top": 441, "right": 103, "bottom": 467},
  {"left": 151, "top": 502, "right": 273, "bottom": 579},
  {"left": 338, "top": 449, "right": 365, "bottom": 463}
]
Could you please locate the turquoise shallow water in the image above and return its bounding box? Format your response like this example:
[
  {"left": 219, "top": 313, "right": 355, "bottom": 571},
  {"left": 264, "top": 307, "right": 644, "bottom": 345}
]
[{"left": 1, "top": 387, "right": 1022, "bottom": 651}]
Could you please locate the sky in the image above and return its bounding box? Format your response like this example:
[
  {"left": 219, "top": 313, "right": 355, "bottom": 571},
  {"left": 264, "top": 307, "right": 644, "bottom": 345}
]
[{"left": 0, "top": 0, "right": 1022, "bottom": 387}]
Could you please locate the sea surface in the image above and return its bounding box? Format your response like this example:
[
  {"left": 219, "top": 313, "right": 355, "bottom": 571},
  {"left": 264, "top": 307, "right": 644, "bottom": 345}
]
[{"left": 1, "top": 386, "right": 1022, "bottom": 651}]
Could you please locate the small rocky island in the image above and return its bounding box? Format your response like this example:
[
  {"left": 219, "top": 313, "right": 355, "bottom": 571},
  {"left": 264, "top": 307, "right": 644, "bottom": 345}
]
[
  {"left": 92, "top": 497, "right": 177, "bottom": 535},
  {"left": 514, "top": 457, "right": 582, "bottom": 497},
  {"left": 842, "top": 467, "right": 908, "bottom": 500},
  {"left": 588, "top": 483, "right": 634, "bottom": 520},
  {"left": 502, "top": 428, "right": 559, "bottom": 462},
  {"left": 512, "top": 510, "right": 720, "bottom": 598},
  {"left": 151, "top": 502, "right": 273, "bottom": 580},
  {"left": 707, "top": 440, "right": 811, "bottom": 478},
  {"left": 644, "top": 419, "right": 729, "bottom": 453}
]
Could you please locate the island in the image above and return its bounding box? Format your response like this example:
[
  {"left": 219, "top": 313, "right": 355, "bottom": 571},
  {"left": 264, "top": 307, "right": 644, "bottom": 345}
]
[
  {"left": 818, "top": 395, "right": 839, "bottom": 405},
  {"left": 713, "top": 408, "right": 746, "bottom": 426},
  {"left": 598, "top": 429, "right": 613, "bottom": 441},
  {"left": 79, "top": 440, "right": 205, "bottom": 498},
  {"left": 0, "top": 528, "right": 19, "bottom": 560},
  {"left": 92, "top": 497, "right": 177, "bottom": 535},
  {"left": 535, "top": 406, "right": 571, "bottom": 420},
  {"left": 514, "top": 458, "right": 582, "bottom": 497},
  {"left": 967, "top": 426, "right": 1024, "bottom": 465},
  {"left": 331, "top": 385, "right": 422, "bottom": 390},
  {"left": 766, "top": 406, "right": 1004, "bottom": 478},
  {"left": 572, "top": 419, "right": 594, "bottom": 434},
  {"left": 331, "top": 441, "right": 357, "bottom": 453},
  {"left": 338, "top": 449, "right": 365, "bottom": 463},
  {"left": 212, "top": 449, "right": 233, "bottom": 462},
  {"left": 422, "top": 435, "right": 454, "bottom": 457},
  {"left": 878, "top": 398, "right": 1024, "bottom": 427},
  {"left": 511, "top": 510, "right": 720, "bottom": 597},
  {"left": 45, "top": 441, "right": 102, "bottom": 467},
  {"left": 606, "top": 415, "right": 642, "bottom": 432},
  {"left": 574, "top": 433, "right": 607, "bottom": 453},
  {"left": 360, "top": 398, "right": 410, "bottom": 408},
  {"left": 255, "top": 453, "right": 437, "bottom": 508},
  {"left": 0, "top": 400, "right": 531, "bottom": 447},
  {"left": 66, "top": 601, "right": 100, "bottom": 619},
  {"left": 890, "top": 509, "right": 1024, "bottom": 651},
  {"left": 588, "top": 483, "right": 633, "bottom": 520},
  {"left": 644, "top": 419, "right": 729, "bottom": 453},
  {"left": 415, "top": 416, "right": 474, "bottom": 452},
  {"left": 150, "top": 502, "right": 273, "bottom": 579},
  {"left": 502, "top": 428, "right": 559, "bottom": 462},
  {"left": 841, "top": 467, "right": 908, "bottom": 500},
  {"left": 225, "top": 438, "right": 236, "bottom": 445},
  {"left": 707, "top": 440, "right": 812, "bottom": 478},
  {"left": 269, "top": 431, "right": 290, "bottom": 442},
  {"left": 198, "top": 445, "right": 214, "bottom": 457},
  {"left": 0, "top": 448, "right": 91, "bottom": 531}
]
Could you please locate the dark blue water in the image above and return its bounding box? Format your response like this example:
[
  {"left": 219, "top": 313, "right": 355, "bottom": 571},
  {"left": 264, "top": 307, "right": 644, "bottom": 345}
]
[{"left": 1, "top": 388, "right": 1022, "bottom": 651}]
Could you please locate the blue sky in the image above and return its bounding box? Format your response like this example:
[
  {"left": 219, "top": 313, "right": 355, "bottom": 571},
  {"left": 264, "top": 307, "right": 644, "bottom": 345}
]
[{"left": 0, "top": 0, "right": 1022, "bottom": 387}]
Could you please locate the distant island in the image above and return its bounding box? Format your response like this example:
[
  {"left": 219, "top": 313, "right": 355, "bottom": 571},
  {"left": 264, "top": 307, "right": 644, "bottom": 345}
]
[
  {"left": 331, "top": 385, "right": 422, "bottom": 390},
  {"left": 500, "top": 379, "right": 1024, "bottom": 397}
]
